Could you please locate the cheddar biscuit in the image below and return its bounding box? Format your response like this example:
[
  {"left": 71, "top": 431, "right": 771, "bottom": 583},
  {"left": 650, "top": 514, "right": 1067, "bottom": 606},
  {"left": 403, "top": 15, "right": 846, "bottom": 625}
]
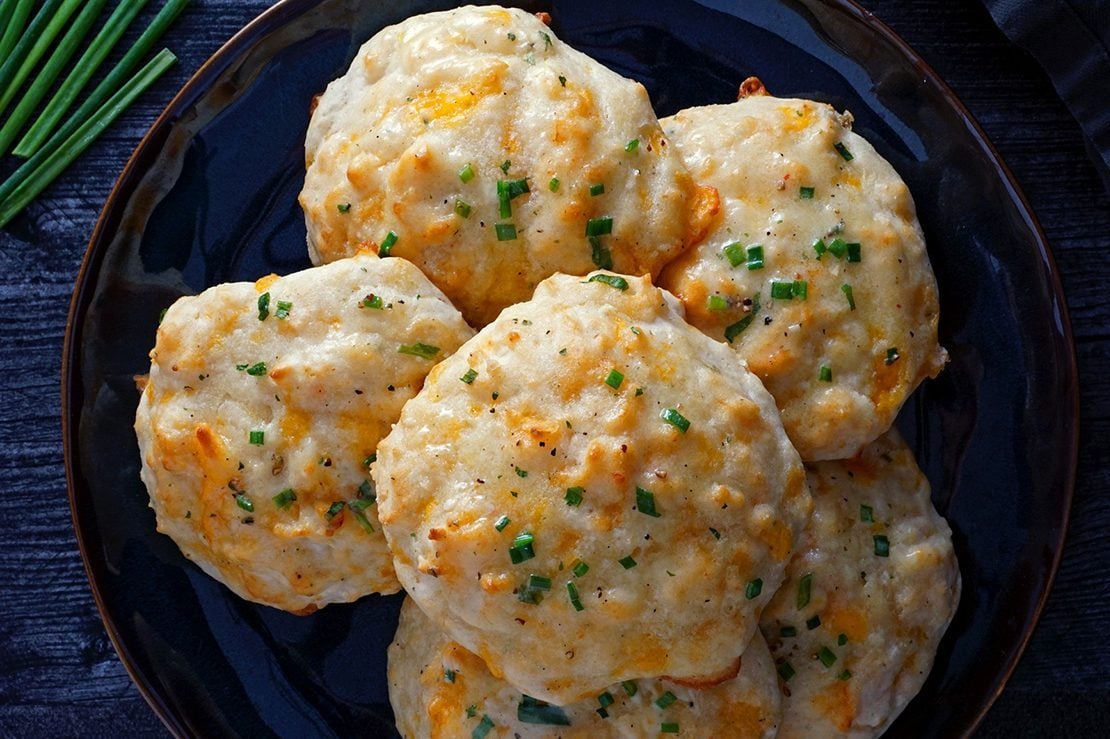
[
  {"left": 135, "top": 254, "right": 474, "bottom": 613},
  {"left": 301, "top": 5, "right": 713, "bottom": 327},
  {"left": 388, "top": 598, "right": 781, "bottom": 738},
  {"left": 759, "top": 430, "right": 960, "bottom": 737},
  {"left": 375, "top": 271, "right": 810, "bottom": 703},
  {"left": 658, "top": 96, "right": 946, "bottom": 460}
]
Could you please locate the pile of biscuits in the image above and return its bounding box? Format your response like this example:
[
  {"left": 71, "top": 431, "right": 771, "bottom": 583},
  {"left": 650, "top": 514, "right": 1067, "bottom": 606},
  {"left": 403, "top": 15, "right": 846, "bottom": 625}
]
[{"left": 135, "top": 5, "right": 960, "bottom": 736}]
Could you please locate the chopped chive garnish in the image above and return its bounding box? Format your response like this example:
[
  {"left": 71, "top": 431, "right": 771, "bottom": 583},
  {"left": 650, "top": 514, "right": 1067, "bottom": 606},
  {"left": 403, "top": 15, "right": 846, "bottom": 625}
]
[
  {"left": 455, "top": 199, "right": 471, "bottom": 218},
  {"left": 466, "top": 705, "right": 478, "bottom": 718},
  {"left": 548, "top": 177, "right": 560, "bottom": 192},
  {"left": 709, "top": 527, "right": 721, "bottom": 540},
  {"left": 444, "top": 668, "right": 455, "bottom": 683},
  {"left": 841, "top": 283, "right": 856, "bottom": 310},
  {"left": 239, "top": 361, "right": 267, "bottom": 376},
  {"left": 515, "top": 466, "right": 528, "bottom": 478},
  {"left": 567, "top": 581, "right": 584, "bottom": 611},
  {"left": 357, "top": 479, "right": 376, "bottom": 503},
  {"left": 272, "top": 488, "right": 296, "bottom": 509},
  {"left": 860, "top": 504, "right": 874, "bottom": 522},
  {"left": 349, "top": 500, "right": 374, "bottom": 532},
  {"left": 839, "top": 669, "right": 853, "bottom": 681},
  {"left": 234, "top": 493, "right": 254, "bottom": 512},
  {"left": 604, "top": 368, "right": 624, "bottom": 389},
  {"left": 587, "top": 273, "right": 628, "bottom": 290},
  {"left": 635, "top": 387, "right": 644, "bottom": 396},
  {"left": 361, "top": 294, "right": 383, "bottom": 310},
  {"left": 770, "top": 281, "right": 795, "bottom": 300},
  {"left": 597, "top": 707, "right": 609, "bottom": 719},
  {"left": 378, "top": 230, "right": 398, "bottom": 257},
  {"left": 819, "top": 365, "right": 832, "bottom": 382},
  {"left": 793, "top": 280, "right": 808, "bottom": 299},
  {"left": 496, "top": 179, "right": 511, "bottom": 218},
  {"left": 723, "top": 241, "right": 745, "bottom": 267},
  {"left": 885, "top": 347, "right": 900, "bottom": 365},
  {"left": 518, "top": 587, "right": 543, "bottom": 604},
  {"left": 661, "top": 408, "right": 688, "bottom": 432},
  {"left": 325, "top": 501, "right": 345, "bottom": 521},
  {"left": 781, "top": 625, "right": 797, "bottom": 638},
  {"left": 777, "top": 661, "right": 796, "bottom": 681},
  {"left": 458, "top": 163, "right": 475, "bottom": 182},
  {"left": 585, "top": 216, "right": 613, "bottom": 237},
  {"left": 363, "top": 453, "right": 376, "bottom": 469},
  {"left": 635, "top": 486, "right": 661, "bottom": 517},
  {"left": 528, "top": 574, "right": 552, "bottom": 590},
  {"left": 874, "top": 534, "right": 890, "bottom": 557},
  {"left": 746, "top": 578, "right": 763, "bottom": 599},
  {"left": 461, "top": 368, "right": 478, "bottom": 384},
  {"left": 655, "top": 691, "right": 677, "bottom": 709},
  {"left": 517, "top": 695, "right": 571, "bottom": 726},
  {"left": 660, "top": 408, "right": 690, "bottom": 433},
  {"left": 589, "top": 182, "right": 604, "bottom": 196},
  {"left": 661, "top": 723, "right": 679, "bottom": 734},
  {"left": 558, "top": 75, "right": 566, "bottom": 86},
  {"left": 618, "top": 555, "right": 637, "bottom": 569},
  {"left": 565, "top": 486, "right": 584, "bottom": 507},
  {"left": 797, "top": 572, "right": 813, "bottom": 609},
  {"left": 800, "top": 186, "right": 815, "bottom": 199},
  {"left": 500, "top": 159, "right": 511, "bottom": 173},
  {"left": 625, "top": 138, "right": 639, "bottom": 152},
  {"left": 806, "top": 615, "right": 821, "bottom": 630},
  {"left": 707, "top": 294, "right": 729, "bottom": 311},
  {"left": 746, "top": 245, "right": 764, "bottom": 270},
  {"left": 510, "top": 532, "right": 536, "bottom": 564},
  {"left": 257, "top": 292, "right": 270, "bottom": 320},
  {"left": 622, "top": 680, "right": 638, "bottom": 696},
  {"left": 336, "top": 202, "right": 350, "bottom": 213},
  {"left": 572, "top": 561, "right": 589, "bottom": 577},
  {"left": 248, "top": 430, "right": 264, "bottom": 445},
  {"left": 813, "top": 238, "right": 828, "bottom": 257},
  {"left": 598, "top": 691, "right": 615, "bottom": 708},
  {"left": 275, "top": 300, "right": 292, "bottom": 319},
  {"left": 846, "top": 242, "right": 862, "bottom": 262},
  {"left": 472, "top": 714, "right": 494, "bottom": 739},
  {"left": 818, "top": 646, "right": 838, "bottom": 667},
  {"left": 724, "top": 296, "right": 760, "bottom": 342},
  {"left": 827, "top": 238, "right": 847, "bottom": 258},
  {"left": 589, "top": 236, "right": 613, "bottom": 270},
  {"left": 398, "top": 342, "right": 440, "bottom": 359},
  {"left": 838, "top": 633, "right": 848, "bottom": 646},
  {"left": 494, "top": 515, "right": 510, "bottom": 531},
  {"left": 834, "top": 142, "right": 854, "bottom": 161},
  {"left": 505, "top": 177, "right": 529, "bottom": 199},
  {"left": 495, "top": 223, "right": 517, "bottom": 241}
]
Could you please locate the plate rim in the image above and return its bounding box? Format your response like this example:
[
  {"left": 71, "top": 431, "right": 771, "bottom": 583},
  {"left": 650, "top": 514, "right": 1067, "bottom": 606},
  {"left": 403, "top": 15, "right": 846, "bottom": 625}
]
[{"left": 60, "top": 0, "right": 1080, "bottom": 736}]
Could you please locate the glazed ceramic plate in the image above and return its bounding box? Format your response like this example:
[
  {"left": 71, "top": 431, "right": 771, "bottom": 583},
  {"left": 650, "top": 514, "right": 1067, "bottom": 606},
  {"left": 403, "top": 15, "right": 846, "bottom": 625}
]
[{"left": 62, "top": 0, "right": 1077, "bottom": 736}]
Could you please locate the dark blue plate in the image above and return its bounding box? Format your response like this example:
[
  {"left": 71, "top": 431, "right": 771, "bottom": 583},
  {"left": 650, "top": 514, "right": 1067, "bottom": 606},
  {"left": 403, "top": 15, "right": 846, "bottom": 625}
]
[{"left": 62, "top": 1, "right": 1078, "bottom": 736}]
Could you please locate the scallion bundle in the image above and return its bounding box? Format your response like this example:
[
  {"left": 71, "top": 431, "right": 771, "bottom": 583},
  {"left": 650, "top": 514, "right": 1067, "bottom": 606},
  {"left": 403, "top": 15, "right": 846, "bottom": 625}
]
[{"left": 0, "top": 0, "right": 190, "bottom": 227}]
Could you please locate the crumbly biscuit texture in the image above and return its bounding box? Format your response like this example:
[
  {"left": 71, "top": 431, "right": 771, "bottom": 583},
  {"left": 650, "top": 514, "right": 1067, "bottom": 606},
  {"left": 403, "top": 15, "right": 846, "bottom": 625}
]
[
  {"left": 658, "top": 96, "right": 946, "bottom": 460},
  {"left": 375, "top": 271, "right": 810, "bottom": 703},
  {"left": 135, "top": 254, "right": 474, "bottom": 612}
]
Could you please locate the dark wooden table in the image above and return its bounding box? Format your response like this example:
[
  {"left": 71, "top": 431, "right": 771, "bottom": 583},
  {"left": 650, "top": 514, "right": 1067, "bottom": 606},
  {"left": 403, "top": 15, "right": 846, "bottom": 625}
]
[{"left": 1, "top": 1, "right": 1106, "bottom": 735}]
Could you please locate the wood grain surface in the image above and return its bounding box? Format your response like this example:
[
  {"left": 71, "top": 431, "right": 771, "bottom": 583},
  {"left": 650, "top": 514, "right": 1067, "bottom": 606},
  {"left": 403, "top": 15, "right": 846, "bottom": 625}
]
[{"left": 1, "top": 1, "right": 1106, "bottom": 736}]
